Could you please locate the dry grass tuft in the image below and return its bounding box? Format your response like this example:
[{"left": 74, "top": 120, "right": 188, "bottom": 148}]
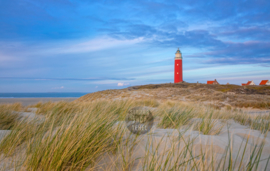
[
  {"left": 0, "top": 99, "right": 269, "bottom": 170},
  {"left": 0, "top": 103, "right": 21, "bottom": 130},
  {"left": 234, "top": 101, "right": 270, "bottom": 109},
  {"left": 158, "top": 104, "right": 194, "bottom": 129}
]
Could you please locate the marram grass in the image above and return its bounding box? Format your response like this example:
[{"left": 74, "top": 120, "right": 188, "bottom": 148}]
[
  {"left": 0, "top": 99, "right": 269, "bottom": 170},
  {"left": 0, "top": 103, "right": 21, "bottom": 130}
]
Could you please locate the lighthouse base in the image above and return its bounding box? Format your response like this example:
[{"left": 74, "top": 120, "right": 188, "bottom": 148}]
[{"left": 174, "top": 81, "right": 186, "bottom": 84}]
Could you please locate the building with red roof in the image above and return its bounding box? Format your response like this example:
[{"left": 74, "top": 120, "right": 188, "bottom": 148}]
[
  {"left": 241, "top": 80, "right": 256, "bottom": 86},
  {"left": 207, "top": 79, "right": 219, "bottom": 85},
  {"left": 259, "top": 80, "right": 270, "bottom": 85}
]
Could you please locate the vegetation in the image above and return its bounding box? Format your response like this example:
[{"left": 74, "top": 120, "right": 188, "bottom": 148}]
[
  {"left": 0, "top": 99, "right": 269, "bottom": 170},
  {"left": 234, "top": 101, "right": 270, "bottom": 109},
  {"left": 77, "top": 83, "right": 270, "bottom": 109},
  {"left": 0, "top": 103, "right": 21, "bottom": 130},
  {"left": 157, "top": 102, "right": 195, "bottom": 129}
]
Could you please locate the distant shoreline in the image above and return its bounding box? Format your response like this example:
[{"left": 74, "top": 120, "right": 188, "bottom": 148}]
[
  {"left": 0, "top": 97, "right": 81, "bottom": 98},
  {"left": 0, "top": 97, "right": 78, "bottom": 106},
  {"left": 0, "top": 92, "right": 89, "bottom": 98}
]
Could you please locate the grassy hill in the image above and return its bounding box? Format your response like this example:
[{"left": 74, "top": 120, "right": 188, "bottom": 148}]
[
  {"left": 1, "top": 84, "right": 270, "bottom": 170},
  {"left": 128, "top": 82, "right": 270, "bottom": 95},
  {"left": 77, "top": 83, "right": 270, "bottom": 109}
]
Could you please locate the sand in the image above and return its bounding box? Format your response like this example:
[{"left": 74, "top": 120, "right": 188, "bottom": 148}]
[
  {"left": 2, "top": 119, "right": 270, "bottom": 170},
  {"left": 94, "top": 120, "right": 270, "bottom": 170},
  {"left": 1, "top": 104, "right": 270, "bottom": 170},
  {"left": 0, "top": 98, "right": 78, "bottom": 106}
]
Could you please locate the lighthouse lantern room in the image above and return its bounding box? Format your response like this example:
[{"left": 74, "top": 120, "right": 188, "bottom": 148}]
[{"left": 174, "top": 48, "right": 183, "bottom": 83}]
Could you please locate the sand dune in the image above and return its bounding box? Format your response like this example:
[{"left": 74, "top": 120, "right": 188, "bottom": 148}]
[{"left": 0, "top": 98, "right": 77, "bottom": 106}]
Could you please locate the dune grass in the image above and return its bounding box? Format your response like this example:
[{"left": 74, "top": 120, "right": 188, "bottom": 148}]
[
  {"left": 141, "top": 133, "right": 268, "bottom": 171},
  {"left": 0, "top": 103, "right": 21, "bottom": 130},
  {"left": 26, "top": 110, "right": 118, "bottom": 170},
  {"left": 0, "top": 99, "right": 269, "bottom": 170},
  {"left": 157, "top": 104, "right": 194, "bottom": 129},
  {"left": 234, "top": 101, "right": 270, "bottom": 109},
  {"left": 157, "top": 102, "right": 225, "bottom": 135}
]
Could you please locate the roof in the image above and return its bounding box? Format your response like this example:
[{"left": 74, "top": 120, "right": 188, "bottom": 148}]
[
  {"left": 175, "top": 48, "right": 181, "bottom": 54},
  {"left": 259, "top": 80, "right": 269, "bottom": 85},
  {"left": 242, "top": 83, "right": 247, "bottom": 86},
  {"left": 207, "top": 79, "right": 219, "bottom": 84}
]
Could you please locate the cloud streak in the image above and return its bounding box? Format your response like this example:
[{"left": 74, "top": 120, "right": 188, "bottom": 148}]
[{"left": 0, "top": 0, "right": 270, "bottom": 91}]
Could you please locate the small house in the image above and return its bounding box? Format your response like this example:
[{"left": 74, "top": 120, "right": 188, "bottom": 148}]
[
  {"left": 207, "top": 79, "right": 219, "bottom": 85},
  {"left": 241, "top": 80, "right": 256, "bottom": 86},
  {"left": 259, "top": 80, "right": 270, "bottom": 85}
]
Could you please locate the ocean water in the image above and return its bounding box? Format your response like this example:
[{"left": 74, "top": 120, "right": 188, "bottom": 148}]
[{"left": 0, "top": 92, "right": 89, "bottom": 98}]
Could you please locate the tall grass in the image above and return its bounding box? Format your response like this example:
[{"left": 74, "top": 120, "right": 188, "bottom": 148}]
[
  {"left": 231, "top": 112, "right": 270, "bottom": 133},
  {"left": 158, "top": 103, "right": 225, "bottom": 135},
  {"left": 141, "top": 128, "right": 268, "bottom": 170},
  {"left": 158, "top": 105, "right": 194, "bottom": 128},
  {"left": 0, "top": 100, "right": 138, "bottom": 170},
  {"left": 0, "top": 99, "right": 269, "bottom": 170},
  {"left": 26, "top": 110, "right": 118, "bottom": 170},
  {"left": 0, "top": 103, "right": 21, "bottom": 130}
]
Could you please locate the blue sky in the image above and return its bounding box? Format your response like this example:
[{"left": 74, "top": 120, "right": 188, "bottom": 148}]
[{"left": 0, "top": 0, "right": 270, "bottom": 92}]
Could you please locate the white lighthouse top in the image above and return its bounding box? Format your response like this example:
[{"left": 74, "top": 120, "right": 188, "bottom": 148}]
[{"left": 175, "top": 48, "right": 182, "bottom": 59}]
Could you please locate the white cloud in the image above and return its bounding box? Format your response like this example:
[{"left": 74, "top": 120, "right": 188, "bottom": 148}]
[
  {"left": 55, "top": 37, "right": 144, "bottom": 54},
  {"left": 0, "top": 37, "right": 145, "bottom": 63},
  {"left": 90, "top": 80, "right": 135, "bottom": 85},
  {"left": 117, "top": 83, "right": 124, "bottom": 86},
  {"left": 0, "top": 52, "right": 22, "bottom": 67},
  {"left": 117, "top": 82, "right": 129, "bottom": 86},
  {"left": 10, "top": 37, "right": 145, "bottom": 56}
]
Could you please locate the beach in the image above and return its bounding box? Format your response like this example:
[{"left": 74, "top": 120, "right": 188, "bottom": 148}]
[
  {"left": 1, "top": 99, "right": 270, "bottom": 170},
  {"left": 0, "top": 98, "right": 78, "bottom": 106}
]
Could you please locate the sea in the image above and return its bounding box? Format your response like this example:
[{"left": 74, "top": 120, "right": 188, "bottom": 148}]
[{"left": 0, "top": 92, "right": 89, "bottom": 98}]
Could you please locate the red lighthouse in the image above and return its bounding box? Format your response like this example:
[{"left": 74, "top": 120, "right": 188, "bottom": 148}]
[{"left": 174, "top": 48, "right": 183, "bottom": 83}]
